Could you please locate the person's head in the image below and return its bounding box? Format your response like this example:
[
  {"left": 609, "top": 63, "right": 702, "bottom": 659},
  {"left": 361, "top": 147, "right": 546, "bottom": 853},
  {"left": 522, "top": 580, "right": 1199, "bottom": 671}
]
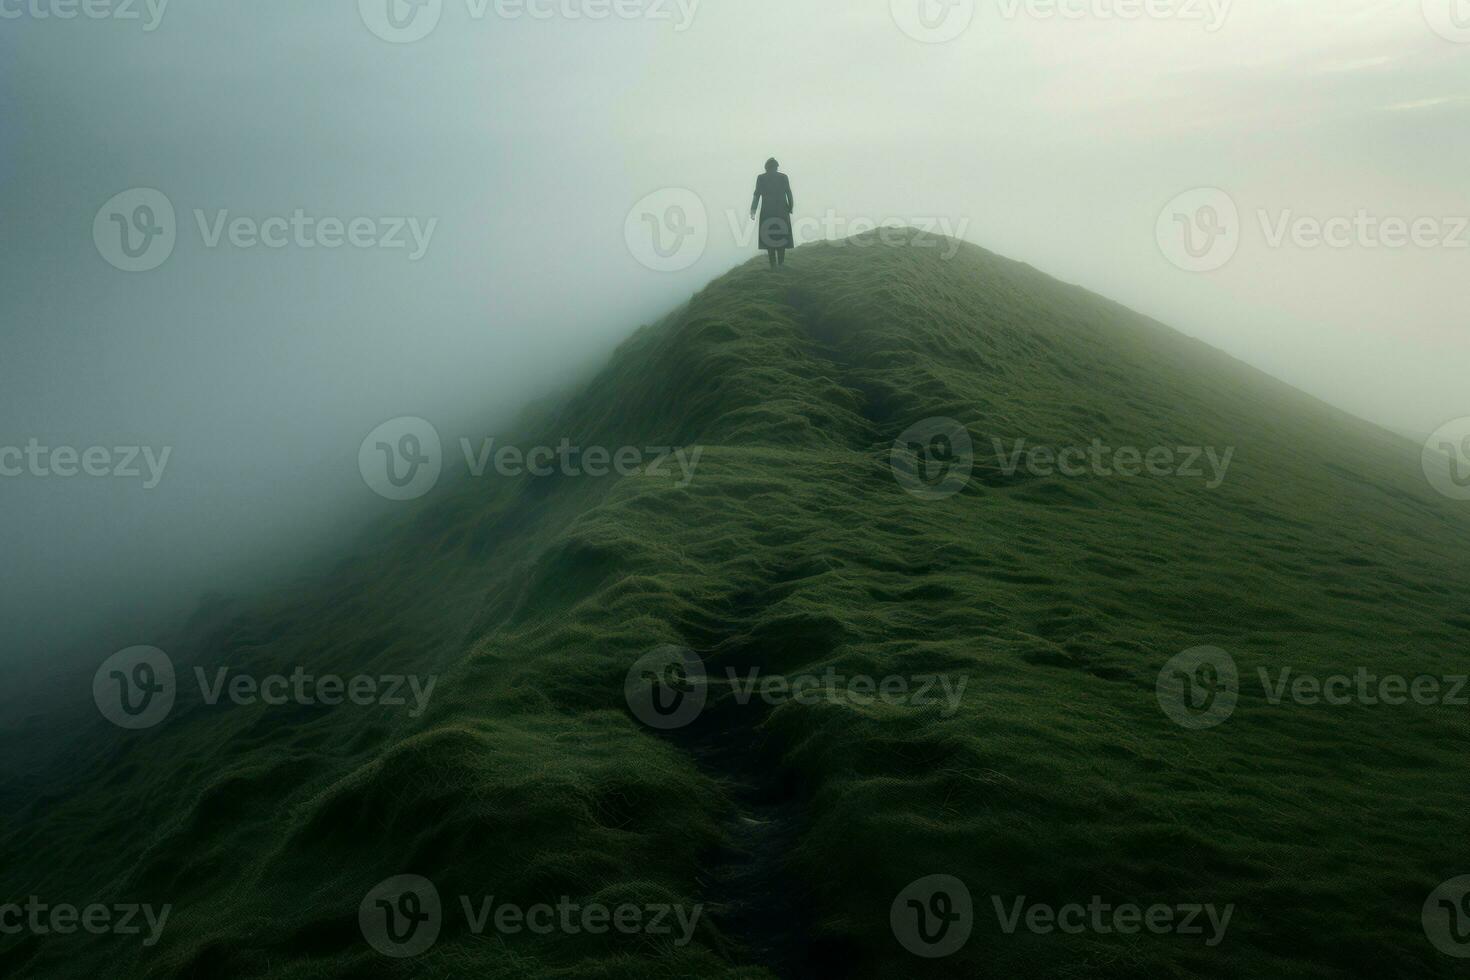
[{"left": 765, "top": 157, "right": 779, "bottom": 173}]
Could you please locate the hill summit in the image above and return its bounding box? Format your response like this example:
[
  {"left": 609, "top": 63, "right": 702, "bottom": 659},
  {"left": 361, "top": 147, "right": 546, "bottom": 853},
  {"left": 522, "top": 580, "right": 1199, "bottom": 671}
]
[{"left": 3, "top": 232, "right": 1468, "bottom": 979}]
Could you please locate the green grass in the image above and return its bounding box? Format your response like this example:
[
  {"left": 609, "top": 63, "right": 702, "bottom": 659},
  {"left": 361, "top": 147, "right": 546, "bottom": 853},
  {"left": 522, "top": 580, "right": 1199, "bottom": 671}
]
[{"left": 2, "top": 232, "right": 1467, "bottom": 978}]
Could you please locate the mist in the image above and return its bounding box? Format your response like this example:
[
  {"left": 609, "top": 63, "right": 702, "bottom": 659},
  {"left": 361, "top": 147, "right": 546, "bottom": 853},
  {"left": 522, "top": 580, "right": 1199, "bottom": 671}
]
[{"left": 3, "top": 0, "right": 1467, "bottom": 686}]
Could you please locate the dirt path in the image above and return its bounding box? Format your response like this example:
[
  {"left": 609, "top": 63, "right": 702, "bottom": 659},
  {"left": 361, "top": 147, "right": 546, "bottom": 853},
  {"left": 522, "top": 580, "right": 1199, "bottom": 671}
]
[{"left": 664, "top": 672, "right": 816, "bottom": 978}]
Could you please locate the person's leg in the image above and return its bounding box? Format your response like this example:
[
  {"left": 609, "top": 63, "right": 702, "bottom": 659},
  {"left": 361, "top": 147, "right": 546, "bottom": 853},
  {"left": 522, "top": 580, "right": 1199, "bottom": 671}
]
[
  {"left": 777, "top": 248, "right": 786, "bottom": 267},
  {"left": 767, "top": 249, "right": 777, "bottom": 270}
]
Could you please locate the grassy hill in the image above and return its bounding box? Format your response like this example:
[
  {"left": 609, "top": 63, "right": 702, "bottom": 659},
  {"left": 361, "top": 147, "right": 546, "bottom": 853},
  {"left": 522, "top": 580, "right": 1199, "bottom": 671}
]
[{"left": 2, "top": 232, "right": 1467, "bottom": 978}]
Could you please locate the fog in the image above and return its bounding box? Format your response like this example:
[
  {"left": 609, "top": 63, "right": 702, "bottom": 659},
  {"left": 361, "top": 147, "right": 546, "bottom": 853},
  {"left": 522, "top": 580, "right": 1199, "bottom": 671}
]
[{"left": 3, "top": 0, "right": 1466, "bottom": 685}]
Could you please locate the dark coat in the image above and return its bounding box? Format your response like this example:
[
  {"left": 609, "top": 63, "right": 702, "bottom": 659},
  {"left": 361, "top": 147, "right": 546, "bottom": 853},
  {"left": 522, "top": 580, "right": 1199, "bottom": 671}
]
[{"left": 752, "top": 171, "right": 795, "bottom": 250}]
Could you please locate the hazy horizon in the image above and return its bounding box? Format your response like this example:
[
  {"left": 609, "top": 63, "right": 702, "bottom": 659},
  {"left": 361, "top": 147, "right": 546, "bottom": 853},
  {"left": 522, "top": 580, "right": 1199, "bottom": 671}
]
[{"left": 3, "top": 0, "right": 1467, "bottom": 676}]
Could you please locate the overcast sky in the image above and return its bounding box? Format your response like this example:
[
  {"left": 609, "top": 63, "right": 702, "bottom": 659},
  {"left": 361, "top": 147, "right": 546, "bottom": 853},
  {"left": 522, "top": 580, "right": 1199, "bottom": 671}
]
[{"left": 1, "top": 0, "right": 1467, "bottom": 675}]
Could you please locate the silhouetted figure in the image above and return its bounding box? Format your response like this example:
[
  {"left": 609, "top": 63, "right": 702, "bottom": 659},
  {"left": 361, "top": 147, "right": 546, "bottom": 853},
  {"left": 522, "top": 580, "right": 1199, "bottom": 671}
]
[{"left": 750, "top": 158, "right": 794, "bottom": 270}]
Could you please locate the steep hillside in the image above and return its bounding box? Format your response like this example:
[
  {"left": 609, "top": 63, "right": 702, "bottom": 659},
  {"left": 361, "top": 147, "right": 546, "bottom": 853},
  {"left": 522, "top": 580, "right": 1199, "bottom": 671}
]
[{"left": 3, "top": 232, "right": 1467, "bottom": 979}]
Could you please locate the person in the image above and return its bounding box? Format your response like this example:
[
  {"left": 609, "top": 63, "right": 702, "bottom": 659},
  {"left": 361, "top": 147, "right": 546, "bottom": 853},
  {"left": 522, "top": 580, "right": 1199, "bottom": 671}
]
[{"left": 750, "top": 158, "right": 794, "bottom": 270}]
